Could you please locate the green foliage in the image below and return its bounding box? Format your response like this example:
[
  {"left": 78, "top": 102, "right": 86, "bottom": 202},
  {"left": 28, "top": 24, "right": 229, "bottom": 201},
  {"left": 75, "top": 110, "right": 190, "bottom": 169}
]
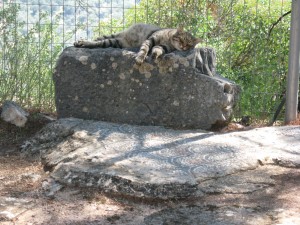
[
  {"left": 213, "top": 0, "right": 291, "bottom": 118},
  {"left": 0, "top": 4, "right": 71, "bottom": 111}
]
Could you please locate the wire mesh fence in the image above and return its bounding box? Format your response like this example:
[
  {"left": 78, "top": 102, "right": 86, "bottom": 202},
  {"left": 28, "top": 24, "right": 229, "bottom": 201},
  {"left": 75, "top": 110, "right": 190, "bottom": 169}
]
[{"left": 0, "top": 0, "right": 293, "bottom": 121}]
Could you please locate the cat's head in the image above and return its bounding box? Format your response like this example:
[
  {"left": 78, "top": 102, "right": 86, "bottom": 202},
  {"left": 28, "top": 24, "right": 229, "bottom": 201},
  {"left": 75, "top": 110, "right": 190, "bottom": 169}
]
[{"left": 172, "top": 27, "right": 201, "bottom": 51}]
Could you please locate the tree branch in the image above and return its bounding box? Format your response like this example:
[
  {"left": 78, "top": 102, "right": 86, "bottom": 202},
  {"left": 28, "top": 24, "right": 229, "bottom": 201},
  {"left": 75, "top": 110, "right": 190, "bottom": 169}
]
[{"left": 268, "top": 10, "right": 291, "bottom": 38}]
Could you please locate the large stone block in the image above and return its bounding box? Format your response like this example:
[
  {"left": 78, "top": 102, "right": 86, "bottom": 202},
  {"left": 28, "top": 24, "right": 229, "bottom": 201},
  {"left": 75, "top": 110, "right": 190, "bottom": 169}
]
[
  {"left": 54, "top": 47, "right": 240, "bottom": 129},
  {"left": 21, "top": 118, "right": 300, "bottom": 199}
]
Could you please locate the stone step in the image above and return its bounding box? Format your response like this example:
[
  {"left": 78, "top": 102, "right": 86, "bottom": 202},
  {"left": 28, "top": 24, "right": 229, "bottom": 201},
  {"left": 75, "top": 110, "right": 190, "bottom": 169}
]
[{"left": 21, "top": 118, "right": 300, "bottom": 199}]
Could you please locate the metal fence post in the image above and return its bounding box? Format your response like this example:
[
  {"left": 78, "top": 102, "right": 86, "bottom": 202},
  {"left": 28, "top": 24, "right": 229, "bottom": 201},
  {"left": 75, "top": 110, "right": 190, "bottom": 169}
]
[{"left": 285, "top": 0, "right": 300, "bottom": 123}]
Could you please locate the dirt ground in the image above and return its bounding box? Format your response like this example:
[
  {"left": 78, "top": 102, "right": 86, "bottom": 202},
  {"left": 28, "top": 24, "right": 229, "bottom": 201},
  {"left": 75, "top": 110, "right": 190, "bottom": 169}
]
[{"left": 0, "top": 114, "right": 300, "bottom": 225}]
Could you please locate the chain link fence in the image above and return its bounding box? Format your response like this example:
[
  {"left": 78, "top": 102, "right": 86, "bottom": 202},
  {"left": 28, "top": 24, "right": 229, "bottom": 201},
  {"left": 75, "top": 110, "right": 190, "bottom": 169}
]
[{"left": 0, "top": 0, "right": 293, "bottom": 122}]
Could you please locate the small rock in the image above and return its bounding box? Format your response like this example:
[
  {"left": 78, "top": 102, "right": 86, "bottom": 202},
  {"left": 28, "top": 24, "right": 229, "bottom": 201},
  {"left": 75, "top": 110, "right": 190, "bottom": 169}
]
[{"left": 0, "top": 100, "right": 29, "bottom": 127}]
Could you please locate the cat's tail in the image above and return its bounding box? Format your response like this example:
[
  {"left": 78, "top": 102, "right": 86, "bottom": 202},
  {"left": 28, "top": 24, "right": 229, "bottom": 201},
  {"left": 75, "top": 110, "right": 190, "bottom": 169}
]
[
  {"left": 94, "top": 34, "right": 117, "bottom": 41},
  {"left": 74, "top": 38, "right": 123, "bottom": 48}
]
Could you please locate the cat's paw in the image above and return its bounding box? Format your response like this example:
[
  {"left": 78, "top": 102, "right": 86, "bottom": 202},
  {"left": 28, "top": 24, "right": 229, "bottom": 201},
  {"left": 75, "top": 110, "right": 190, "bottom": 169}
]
[
  {"left": 151, "top": 52, "right": 162, "bottom": 63},
  {"left": 135, "top": 55, "right": 144, "bottom": 65},
  {"left": 151, "top": 52, "right": 158, "bottom": 60},
  {"left": 151, "top": 48, "right": 164, "bottom": 63}
]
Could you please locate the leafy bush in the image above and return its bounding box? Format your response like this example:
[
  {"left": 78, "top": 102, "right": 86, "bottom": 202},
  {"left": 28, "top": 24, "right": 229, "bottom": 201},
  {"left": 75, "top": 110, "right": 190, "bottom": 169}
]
[
  {"left": 0, "top": 3, "right": 69, "bottom": 111},
  {"left": 214, "top": 0, "right": 290, "bottom": 119}
]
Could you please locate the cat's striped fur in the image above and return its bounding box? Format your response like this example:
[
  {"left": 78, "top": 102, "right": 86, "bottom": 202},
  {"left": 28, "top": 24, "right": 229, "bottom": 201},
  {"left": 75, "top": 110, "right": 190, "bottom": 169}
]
[{"left": 74, "top": 23, "right": 201, "bottom": 64}]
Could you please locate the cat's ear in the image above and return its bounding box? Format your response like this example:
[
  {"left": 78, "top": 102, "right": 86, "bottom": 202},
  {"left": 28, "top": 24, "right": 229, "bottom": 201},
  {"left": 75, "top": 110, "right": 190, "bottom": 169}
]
[{"left": 177, "top": 26, "right": 184, "bottom": 33}]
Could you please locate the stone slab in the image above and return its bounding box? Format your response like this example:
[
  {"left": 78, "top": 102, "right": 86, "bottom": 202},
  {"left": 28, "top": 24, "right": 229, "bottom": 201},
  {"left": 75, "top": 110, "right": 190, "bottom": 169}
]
[
  {"left": 143, "top": 205, "right": 273, "bottom": 225},
  {"left": 54, "top": 47, "right": 240, "bottom": 129},
  {"left": 22, "top": 118, "right": 300, "bottom": 199}
]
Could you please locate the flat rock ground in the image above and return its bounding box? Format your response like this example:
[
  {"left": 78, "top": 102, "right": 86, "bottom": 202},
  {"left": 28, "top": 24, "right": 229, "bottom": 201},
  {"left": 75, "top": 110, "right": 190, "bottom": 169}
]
[{"left": 0, "top": 114, "right": 300, "bottom": 225}]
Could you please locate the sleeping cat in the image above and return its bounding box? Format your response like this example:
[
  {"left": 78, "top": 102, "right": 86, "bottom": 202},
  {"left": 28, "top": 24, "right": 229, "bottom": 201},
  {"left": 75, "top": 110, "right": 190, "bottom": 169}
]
[{"left": 74, "top": 23, "right": 201, "bottom": 64}]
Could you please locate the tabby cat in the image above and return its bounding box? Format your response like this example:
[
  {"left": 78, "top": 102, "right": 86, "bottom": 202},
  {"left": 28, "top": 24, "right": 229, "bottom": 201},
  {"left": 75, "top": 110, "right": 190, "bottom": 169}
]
[{"left": 74, "top": 23, "right": 201, "bottom": 64}]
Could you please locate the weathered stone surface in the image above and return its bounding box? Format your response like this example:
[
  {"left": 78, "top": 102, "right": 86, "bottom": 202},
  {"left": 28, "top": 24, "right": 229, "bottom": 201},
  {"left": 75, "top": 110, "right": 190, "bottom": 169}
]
[
  {"left": 143, "top": 205, "right": 273, "bottom": 225},
  {"left": 54, "top": 47, "right": 240, "bottom": 129},
  {"left": 22, "top": 118, "right": 300, "bottom": 199}
]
